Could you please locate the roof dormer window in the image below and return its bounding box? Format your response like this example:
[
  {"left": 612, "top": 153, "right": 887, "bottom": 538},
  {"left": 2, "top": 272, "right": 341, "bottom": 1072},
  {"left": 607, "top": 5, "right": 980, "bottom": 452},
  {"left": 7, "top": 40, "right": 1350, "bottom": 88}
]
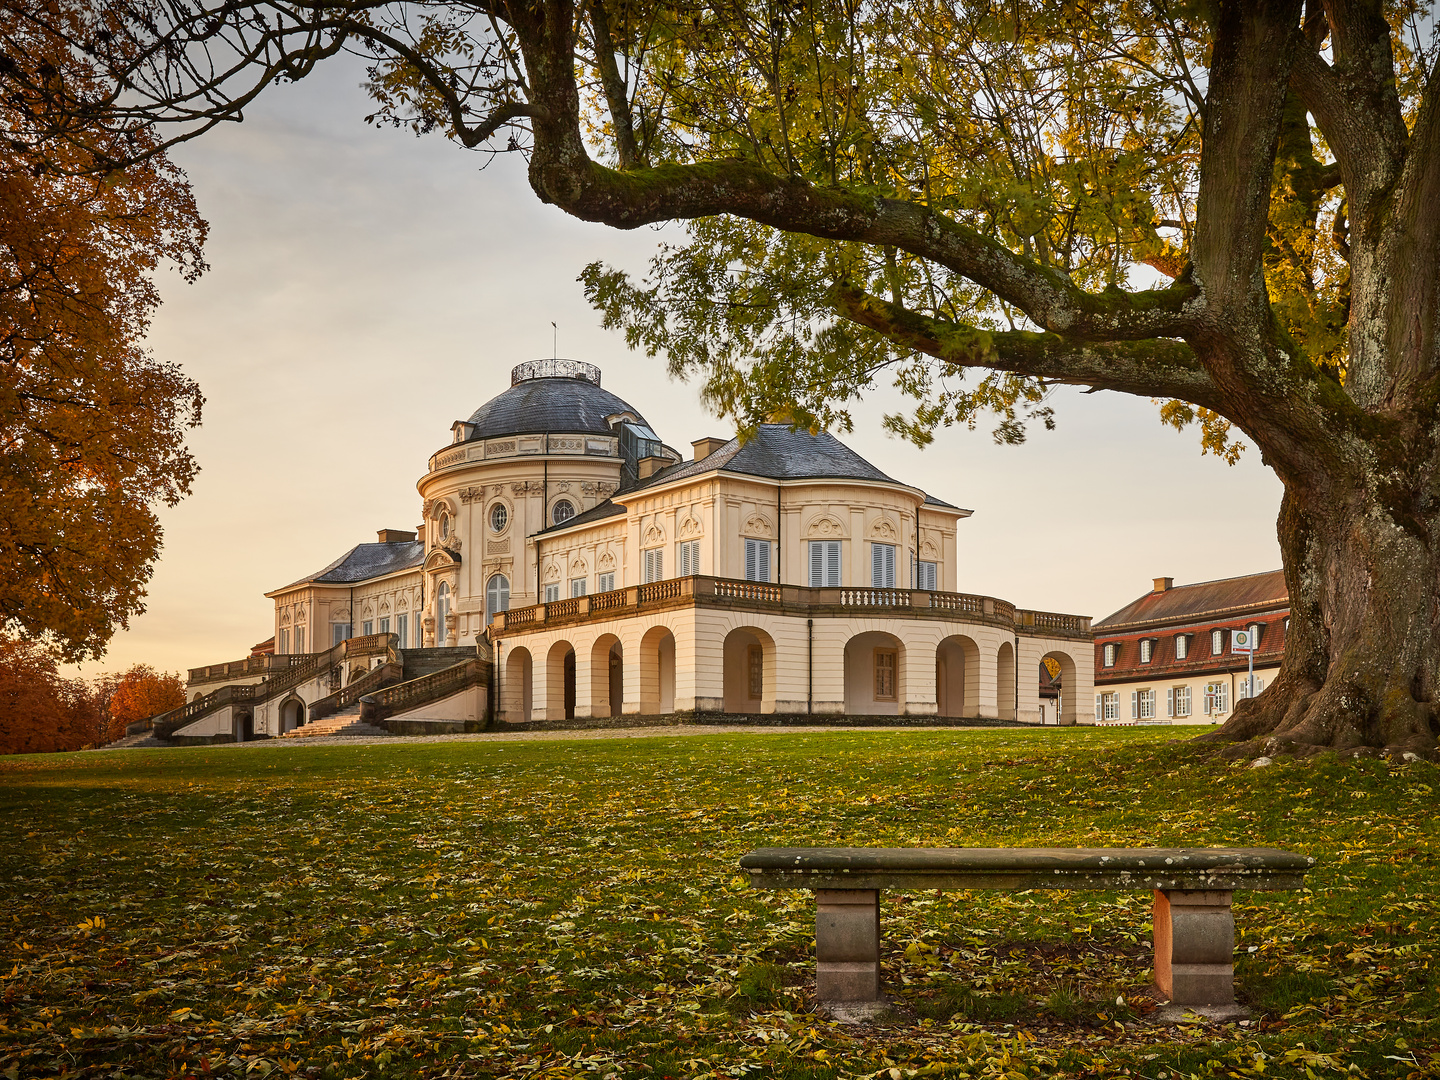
[
  {"left": 1139, "top": 639, "right": 1154, "bottom": 664},
  {"left": 1102, "top": 642, "right": 1117, "bottom": 668}
]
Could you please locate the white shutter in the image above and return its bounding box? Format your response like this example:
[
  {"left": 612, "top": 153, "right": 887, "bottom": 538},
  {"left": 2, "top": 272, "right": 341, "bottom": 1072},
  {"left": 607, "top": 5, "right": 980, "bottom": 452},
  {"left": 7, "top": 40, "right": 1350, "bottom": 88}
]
[
  {"left": 1166, "top": 687, "right": 1174, "bottom": 717},
  {"left": 744, "top": 539, "right": 757, "bottom": 581},
  {"left": 872, "top": 542, "right": 883, "bottom": 586},
  {"left": 1095, "top": 695, "right": 1102, "bottom": 721},
  {"left": 758, "top": 540, "right": 771, "bottom": 583},
  {"left": 809, "top": 542, "right": 823, "bottom": 586},
  {"left": 827, "top": 541, "right": 841, "bottom": 586},
  {"left": 1130, "top": 691, "right": 1139, "bottom": 719}
]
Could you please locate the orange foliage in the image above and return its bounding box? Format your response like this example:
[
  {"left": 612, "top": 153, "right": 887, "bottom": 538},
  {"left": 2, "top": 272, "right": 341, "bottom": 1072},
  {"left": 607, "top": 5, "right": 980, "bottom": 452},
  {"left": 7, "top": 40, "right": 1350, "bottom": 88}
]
[
  {"left": 105, "top": 665, "right": 184, "bottom": 743},
  {"left": 0, "top": 636, "right": 96, "bottom": 754}
]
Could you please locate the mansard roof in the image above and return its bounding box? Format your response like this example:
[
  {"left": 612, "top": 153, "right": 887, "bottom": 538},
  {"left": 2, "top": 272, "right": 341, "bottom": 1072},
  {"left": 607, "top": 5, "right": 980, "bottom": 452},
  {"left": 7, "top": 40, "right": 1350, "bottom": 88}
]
[
  {"left": 1094, "top": 570, "right": 1288, "bottom": 631},
  {"left": 271, "top": 540, "right": 424, "bottom": 593},
  {"left": 537, "top": 424, "right": 969, "bottom": 535}
]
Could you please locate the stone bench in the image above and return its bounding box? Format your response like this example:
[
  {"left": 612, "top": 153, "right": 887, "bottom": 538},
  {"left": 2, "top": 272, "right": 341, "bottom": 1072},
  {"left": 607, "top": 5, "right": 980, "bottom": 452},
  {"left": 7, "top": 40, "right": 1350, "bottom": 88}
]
[{"left": 740, "top": 847, "right": 1312, "bottom": 1013}]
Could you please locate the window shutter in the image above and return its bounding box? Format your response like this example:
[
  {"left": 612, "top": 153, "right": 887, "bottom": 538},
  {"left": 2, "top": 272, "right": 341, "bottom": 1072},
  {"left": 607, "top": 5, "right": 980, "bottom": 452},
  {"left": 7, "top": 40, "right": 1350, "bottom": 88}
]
[
  {"left": 1095, "top": 695, "right": 1102, "bottom": 721},
  {"left": 827, "top": 541, "right": 841, "bottom": 586},
  {"left": 810, "top": 542, "right": 823, "bottom": 586},
  {"left": 1130, "top": 691, "right": 1138, "bottom": 719},
  {"left": 1166, "top": 687, "right": 1174, "bottom": 717},
  {"left": 872, "top": 543, "right": 883, "bottom": 586},
  {"left": 759, "top": 540, "right": 771, "bottom": 582}
]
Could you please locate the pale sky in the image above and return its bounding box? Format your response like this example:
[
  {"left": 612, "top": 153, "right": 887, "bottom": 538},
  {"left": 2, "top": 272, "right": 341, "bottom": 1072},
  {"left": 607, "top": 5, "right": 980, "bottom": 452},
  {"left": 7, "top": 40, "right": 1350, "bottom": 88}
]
[{"left": 80, "top": 57, "right": 1283, "bottom": 678}]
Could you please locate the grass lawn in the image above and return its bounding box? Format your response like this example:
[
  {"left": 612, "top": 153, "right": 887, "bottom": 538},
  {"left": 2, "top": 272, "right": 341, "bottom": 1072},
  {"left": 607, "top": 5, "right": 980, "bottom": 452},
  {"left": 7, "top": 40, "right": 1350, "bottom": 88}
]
[{"left": 0, "top": 727, "right": 1435, "bottom": 1079}]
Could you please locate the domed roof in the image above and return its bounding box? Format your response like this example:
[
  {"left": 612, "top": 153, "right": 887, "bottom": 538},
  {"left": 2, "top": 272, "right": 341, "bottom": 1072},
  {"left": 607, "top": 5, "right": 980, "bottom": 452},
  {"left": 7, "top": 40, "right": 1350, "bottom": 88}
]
[{"left": 465, "top": 360, "right": 649, "bottom": 440}]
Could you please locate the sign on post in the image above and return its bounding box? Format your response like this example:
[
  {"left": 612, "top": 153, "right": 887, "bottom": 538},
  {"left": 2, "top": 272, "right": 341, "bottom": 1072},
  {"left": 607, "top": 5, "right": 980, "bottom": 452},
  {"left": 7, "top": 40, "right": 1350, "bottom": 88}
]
[{"left": 1230, "top": 629, "right": 1255, "bottom": 653}]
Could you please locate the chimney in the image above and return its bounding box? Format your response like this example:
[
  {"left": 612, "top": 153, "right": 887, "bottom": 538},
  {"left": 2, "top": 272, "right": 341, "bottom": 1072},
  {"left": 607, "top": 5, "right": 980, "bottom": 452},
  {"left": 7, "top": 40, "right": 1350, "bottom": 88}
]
[
  {"left": 692, "top": 436, "right": 729, "bottom": 461},
  {"left": 637, "top": 455, "right": 667, "bottom": 479},
  {"left": 1153, "top": 576, "right": 1174, "bottom": 593},
  {"left": 377, "top": 529, "right": 418, "bottom": 544}
]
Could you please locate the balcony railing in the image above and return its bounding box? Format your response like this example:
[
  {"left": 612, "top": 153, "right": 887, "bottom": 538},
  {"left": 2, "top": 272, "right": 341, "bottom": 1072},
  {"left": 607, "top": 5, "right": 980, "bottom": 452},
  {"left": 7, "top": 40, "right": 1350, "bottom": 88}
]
[{"left": 491, "top": 576, "right": 1089, "bottom": 638}]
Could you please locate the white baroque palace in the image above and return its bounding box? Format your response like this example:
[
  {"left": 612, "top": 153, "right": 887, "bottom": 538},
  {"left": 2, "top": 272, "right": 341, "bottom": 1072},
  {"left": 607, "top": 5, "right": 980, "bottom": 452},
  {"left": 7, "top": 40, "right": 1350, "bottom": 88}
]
[{"left": 263, "top": 359, "right": 1094, "bottom": 725}]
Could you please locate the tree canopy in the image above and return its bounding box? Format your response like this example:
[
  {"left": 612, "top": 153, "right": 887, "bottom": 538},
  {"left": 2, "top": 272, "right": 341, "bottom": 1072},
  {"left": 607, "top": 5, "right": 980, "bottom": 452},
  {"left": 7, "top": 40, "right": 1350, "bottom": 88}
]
[
  {"left": 9, "top": 0, "right": 1440, "bottom": 755},
  {"left": 1, "top": 4, "right": 206, "bottom": 662}
]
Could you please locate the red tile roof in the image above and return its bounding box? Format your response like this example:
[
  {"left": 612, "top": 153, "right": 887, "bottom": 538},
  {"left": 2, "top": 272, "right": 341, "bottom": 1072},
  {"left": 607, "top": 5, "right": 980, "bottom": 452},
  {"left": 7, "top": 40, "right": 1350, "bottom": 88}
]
[{"left": 1094, "top": 570, "right": 1287, "bottom": 630}]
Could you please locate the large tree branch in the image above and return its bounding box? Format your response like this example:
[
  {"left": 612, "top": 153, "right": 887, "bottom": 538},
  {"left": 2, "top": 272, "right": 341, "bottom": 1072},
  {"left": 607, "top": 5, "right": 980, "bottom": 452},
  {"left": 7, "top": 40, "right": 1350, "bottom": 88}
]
[
  {"left": 584, "top": 0, "right": 639, "bottom": 169},
  {"left": 829, "top": 284, "right": 1227, "bottom": 412}
]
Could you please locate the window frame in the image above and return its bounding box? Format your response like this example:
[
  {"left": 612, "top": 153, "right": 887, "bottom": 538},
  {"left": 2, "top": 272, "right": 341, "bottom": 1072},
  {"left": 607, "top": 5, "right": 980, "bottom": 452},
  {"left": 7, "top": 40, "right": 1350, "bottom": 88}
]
[
  {"left": 680, "top": 539, "right": 701, "bottom": 576},
  {"left": 597, "top": 571, "right": 616, "bottom": 593},
  {"left": 871, "top": 542, "right": 897, "bottom": 588},
  {"left": 571, "top": 578, "right": 588, "bottom": 598},
  {"left": 917, "top": 560, "right": 938, "bottom": 591},
  {"left": 1102, "top": 642, "right": 1117, "bottom": 668},
  {"left": 642, "top": 548, "right": 664, "bottom": 583},
  {"left": 543, "top": 583, "right": 561, "bottom": 603},
  {"left": 489, "top": 502, "right": 509, "bottom": 533},
  {"left": 551, "top": 499, "right": 576, "bottom": 526},
  {"left": 808, "top": 540, "right": 842, "bottom": 587},
  {"left": 873, "top": 648, "right": 898, "bottom": 701},
  {"left": 1174, "top": 633, "right": 1189, "bottom": 660},
  {"left": 744, "top": 537, "right": 772, "bottom": 582}
]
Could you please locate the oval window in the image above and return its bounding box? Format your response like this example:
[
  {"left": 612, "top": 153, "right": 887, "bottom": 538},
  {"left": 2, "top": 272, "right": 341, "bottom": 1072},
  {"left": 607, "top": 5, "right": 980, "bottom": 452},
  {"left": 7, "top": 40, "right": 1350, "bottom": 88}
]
[
  {"left": 490, "top": 503, "right": 509, "bottom": 532},
  {"left": 551, "top": 499, "right": 575, "bottom": 525},
  {"left": 438, "top": 513, "right": 451, "bottom": 542}
]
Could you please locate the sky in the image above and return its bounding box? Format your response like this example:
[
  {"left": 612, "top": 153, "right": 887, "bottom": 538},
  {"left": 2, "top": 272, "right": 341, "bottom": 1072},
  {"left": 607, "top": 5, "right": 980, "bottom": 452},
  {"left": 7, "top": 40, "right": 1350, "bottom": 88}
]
[{"left": 80, "top": 56, "right": 1284, "bottom": 678}]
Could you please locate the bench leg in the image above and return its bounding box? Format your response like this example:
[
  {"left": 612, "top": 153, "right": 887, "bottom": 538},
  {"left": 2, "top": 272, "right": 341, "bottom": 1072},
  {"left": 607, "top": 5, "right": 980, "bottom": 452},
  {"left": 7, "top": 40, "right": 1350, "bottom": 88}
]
[
  {"left": 1153, "top": 889, "right": 1235, "bottom": 1005},
  {"left": 814, "top": 889, "right": 881, "bottom": 1002}
]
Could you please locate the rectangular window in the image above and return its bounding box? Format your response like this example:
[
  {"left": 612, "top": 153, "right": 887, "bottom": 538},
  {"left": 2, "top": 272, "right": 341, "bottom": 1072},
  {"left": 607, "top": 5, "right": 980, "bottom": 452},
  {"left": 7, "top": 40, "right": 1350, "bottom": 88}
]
[
  {"left": 1211, "top": 628, "right": 1226, "bottom": 655},
  {"left": 362, "top": 620, "right": 374, "bottom": 637},
  {"left": 809, "top": 540, "right": 842, "bottom": 587},
  {"left": 1237, "top": 676, "right": 1266, "bottom": 700},
  {"left": 379, "top": 617, "right": 390, "bottom": 635},
  {"left": 871, "top": 542, "right": 896, "bottom": 588},
  {"left": 295, "top": 627, "right": 305, "bottom": 654},
  {"left": 1204, "top": 681, "right": 1230, "bottom": 715},
  {"left": 643, "top": 549, "right": 664, "bottom": 583},
  {"left": 544, "top": 584, "right": 561, "bottom": 603},
  {"left": 680, "top": 539, "right": 701, "bottom": 576},
  {"left": 874, "top": 649, "right": 897, "bottom": 700},
  {"left": 1102, "top": 642, "right": 1117, "bottom": 668},
  {"left": 1131, "top": 689, "right": 1156, "bottom": 719},
  {"left": 1167, "top": 685, "right": 1191, "bottom": 717},
  {"left": 1139, "top": 639, "right": 1153, "bottom": 663},
  {"left": 597, "top": 571, "right": 615, "bottom": 593},
  {"left": 332, "top": 623, "right": 350, "bottom": 647},
  {"left": 1094, "top": 692, "right": 1119, "bottom": 721},
  {"left": 1175, "top": 634, "right": 1189, "bottom": 660},
  {"left": 277, "top": 628, "right": 289, "bottom": 655},
  {"left": 747, "top": 644, "right": 764, "bottom": 700},
  {"left": 744, "top": 538, "right": 771, "bottom": 582},
  {"left": 395, "top": 615, "right": 407, "bottom": 650},
  {"left": 571, "top": 578, "right": 588, "bottom": 598},
  {"left": 917, "top": 560, "right": 938, "bottom": 591}
]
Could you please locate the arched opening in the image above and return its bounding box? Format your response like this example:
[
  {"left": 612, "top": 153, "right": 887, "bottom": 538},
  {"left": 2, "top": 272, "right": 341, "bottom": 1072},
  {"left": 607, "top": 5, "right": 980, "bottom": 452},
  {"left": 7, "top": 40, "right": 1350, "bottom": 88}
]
[
  {"left": 1041, "top": 651, "right": 1079, "bottom": 725},
  {"left": 280, "top": 697, "right": 306, "bottom": 733},
  {"left": 504, "top": 646, "right": 533, "bottom": 723},
  {"left": 233, "top": 711, "right": 254, "bottom": 742},
  {"left": 485, "top": 574, "right": 510, "bottom": 626},
  {"left": 192, "top": 691, "right": 204, "bottom": 702},
  {"left": 844, "top": 631, "right": 906, "bottom": 715},
  {"left": 936, "top": 635, "right": 981, "bottom": 718},
  {"left": 436, "top": 581, "right": 451, "bottom": 647},
  {"left": 546, "top": 640, "right": 577, "bottom": 721},
  {"left": 997, "top": 641, "right": 1017, "bottom": 720},
  {"left": 590, "top": 635, "right": 623, "bottom": 717},
  {"left": 722, "top": 627, "right": 777, "bottom": 714},
  {"left": 640, "top": 626, "right": 676, "bottom": 714}
]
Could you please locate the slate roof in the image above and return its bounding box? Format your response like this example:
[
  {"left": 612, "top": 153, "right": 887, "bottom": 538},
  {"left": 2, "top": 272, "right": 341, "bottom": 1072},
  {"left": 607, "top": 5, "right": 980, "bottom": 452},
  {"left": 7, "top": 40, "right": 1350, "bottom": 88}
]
[
  {"left": 272, "top": 541, "right": 424, "bottom": 592},
  {"left": 1094, "top": 569, "right": 1288, "bottom": 630},
  {"left": 466, "top": 375, "right": 649, "bottom": 440},
  {"left": 537, "top": 424, "right": 969, "bottom": 535}
]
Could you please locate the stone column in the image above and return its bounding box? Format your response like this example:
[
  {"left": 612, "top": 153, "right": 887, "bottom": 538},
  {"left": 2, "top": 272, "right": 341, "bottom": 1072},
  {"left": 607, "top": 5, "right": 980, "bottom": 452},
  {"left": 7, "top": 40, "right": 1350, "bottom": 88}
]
[
  {"left": 1153, "top": 889, "right": 1235, "bottom": 1005},
  {"left": 815, "top": 889, "right": 881, "bottom": 1002}
]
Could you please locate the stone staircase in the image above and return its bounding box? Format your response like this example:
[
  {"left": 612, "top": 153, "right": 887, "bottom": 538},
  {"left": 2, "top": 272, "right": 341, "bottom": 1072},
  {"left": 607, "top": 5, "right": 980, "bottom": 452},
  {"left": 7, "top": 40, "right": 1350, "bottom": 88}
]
[{"left": 282, "top": 705, "right": 390, "bottom": 739}]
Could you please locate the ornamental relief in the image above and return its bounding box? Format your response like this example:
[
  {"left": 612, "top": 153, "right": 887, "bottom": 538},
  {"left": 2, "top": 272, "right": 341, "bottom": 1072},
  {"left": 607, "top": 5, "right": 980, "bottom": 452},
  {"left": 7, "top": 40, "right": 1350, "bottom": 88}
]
[
  {"left": 581, "top": 481, "right": 618, "bottom": 497},
  {"left": 570, "top": 557, "right": 588, "bottom": 575},
  {"left": 552, "top": 438, "right": 584, "bottom": 452},
  {"left": 544, "top": 564, "right": 562, "bottom": 582},
  {"left": 743, "top": 514, "right": 774, "bottom": 538},
  {"left": 598, "top": 551, "right": 617, "bottom": 571},
  {"left": 869, "top": 518, "right": 899, "bottom": 541},
  {"left": 486, "top": 441, "right": 517, "bottom": 456},
  {"left": 806, "top": 515, "right": 845, "bottom": 538},
  {"left": 920, "top": 539, "right": 940, "bottom": 560},
  {"left": 459, "top": 486, "right": 484, "bottom": 503},
  {"left": 511, "top": 481, "right": 543, "bottom": 494},
  {"left": 486, "top": 538, "right": 510, "bottom": 555},
  {"left": 678, "top": 516, "right": 703, "bottom": 539},
  {"left": 294, "top": 607, "right": 307, "bottom": 623},
  {"left": 643, "top": 523, "right": 666, "bottom": 546}
]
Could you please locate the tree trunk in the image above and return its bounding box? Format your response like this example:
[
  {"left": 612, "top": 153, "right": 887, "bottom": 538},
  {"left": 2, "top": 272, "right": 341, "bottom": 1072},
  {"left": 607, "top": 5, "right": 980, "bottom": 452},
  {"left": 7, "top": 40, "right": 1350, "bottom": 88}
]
[{"left": 1207, "top": 482, "right": 1440, "bottom": 760}]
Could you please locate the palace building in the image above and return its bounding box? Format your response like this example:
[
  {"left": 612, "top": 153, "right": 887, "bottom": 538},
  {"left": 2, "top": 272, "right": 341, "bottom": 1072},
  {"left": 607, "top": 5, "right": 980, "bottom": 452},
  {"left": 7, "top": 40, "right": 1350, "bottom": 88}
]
[{"left": 165, "top": 358, "right": 1094, "bottom": 742}]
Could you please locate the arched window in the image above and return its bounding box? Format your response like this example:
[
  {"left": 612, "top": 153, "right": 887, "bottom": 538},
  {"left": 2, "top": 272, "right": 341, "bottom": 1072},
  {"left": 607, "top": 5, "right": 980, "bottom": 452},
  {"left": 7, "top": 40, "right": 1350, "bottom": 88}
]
[
  {"left": 490, "top": 503, "right": 509, "bottom": 532},
  {"left": 438, "top": 512, "right": 451, "bottom": 543},
  {"left": 436, "top": 581, "right": 451, "bottom": 647},
  {"left": 551, "top": 499, "right": 575, "bottom": 526},
  {"left": 486, "top": 574, "right": 510, "bottom": 625}
]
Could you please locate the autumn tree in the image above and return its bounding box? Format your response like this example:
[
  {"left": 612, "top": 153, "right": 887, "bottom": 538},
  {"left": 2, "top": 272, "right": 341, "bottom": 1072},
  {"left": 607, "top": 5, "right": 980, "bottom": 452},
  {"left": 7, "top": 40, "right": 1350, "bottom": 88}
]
[
  {"left": 0, "top": 635, "right": 95, "bottom": 753},
  {"left": 1, "top": 2, "right": 207, "bottom": 662},
  {"left": 104, "top": 664, "right": 183, "bottom": 742},
  {"left": 11, "top": 0, "right": 1440, "bottom": 756}
]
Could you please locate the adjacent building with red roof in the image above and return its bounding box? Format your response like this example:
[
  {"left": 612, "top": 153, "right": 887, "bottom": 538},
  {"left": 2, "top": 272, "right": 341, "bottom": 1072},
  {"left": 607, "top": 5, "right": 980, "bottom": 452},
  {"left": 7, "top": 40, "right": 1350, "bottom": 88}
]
[{"left": 1092, "top": 571, "right": 1288, "bottom": 725}]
